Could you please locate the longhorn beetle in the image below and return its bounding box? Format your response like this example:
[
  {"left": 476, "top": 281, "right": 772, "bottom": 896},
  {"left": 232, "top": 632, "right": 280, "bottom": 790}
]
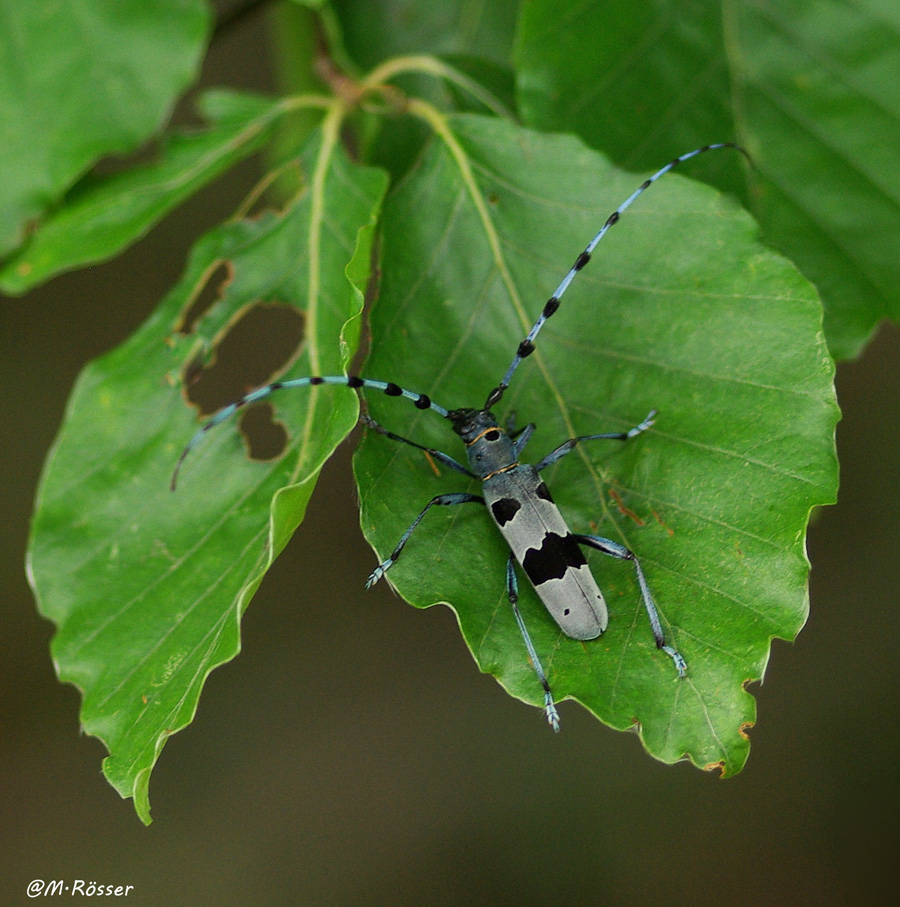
[{"left": 173, "top": 142, "right": 745, "bottom": 731}]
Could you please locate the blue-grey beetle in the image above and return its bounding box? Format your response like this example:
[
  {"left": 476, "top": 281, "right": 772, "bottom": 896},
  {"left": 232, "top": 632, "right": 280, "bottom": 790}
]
[{"left": 174, "top": 144, "right": 745, "bottom": 729}]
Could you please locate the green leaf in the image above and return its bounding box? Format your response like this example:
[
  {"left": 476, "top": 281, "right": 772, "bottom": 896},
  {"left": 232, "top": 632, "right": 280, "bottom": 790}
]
[
  {"left": 332, "top": 0, "right": 519, "bottom": 69},
  {"left": 27, "top": 123, "right": 388, "bottom": 823},
  {"left": 325, "top": 0, "right": 519, "bottom": 180},
  {"left": 355, "top": 114, "right": 838, "bottom": 773},
  {"left": 516, "top": 0, "right": 737, "bottom": 165},
  {"left": 438, "top": 53, "right": 517, "bottom": 117},
  {"left": 0, "top": 0, "right": 209, "bottom": 257},
  {"left": 0, "top": 91, "right": 297, "bottom": 294},
  {"left": 515, "top": 0, "right": 900, "bottom": 358}
]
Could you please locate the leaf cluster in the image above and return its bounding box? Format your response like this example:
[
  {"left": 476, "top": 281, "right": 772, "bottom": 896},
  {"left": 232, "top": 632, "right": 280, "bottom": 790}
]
[{"left": 6, "top": 0, "right": 881, "bottom": 822}]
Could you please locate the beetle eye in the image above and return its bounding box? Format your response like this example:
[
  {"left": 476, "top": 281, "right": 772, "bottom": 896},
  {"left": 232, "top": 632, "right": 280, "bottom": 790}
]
[{"left": 485, "top": 429, "right": 500, "bottom": 441}]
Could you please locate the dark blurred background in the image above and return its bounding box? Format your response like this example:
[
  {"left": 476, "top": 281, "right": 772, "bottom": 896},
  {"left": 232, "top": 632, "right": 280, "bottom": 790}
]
[{"left": 2, "top": 6, "right": 898, "bottom": 905}]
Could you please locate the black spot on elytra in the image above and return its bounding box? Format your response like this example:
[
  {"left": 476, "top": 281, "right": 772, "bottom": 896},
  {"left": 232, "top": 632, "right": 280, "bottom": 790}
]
[
  {"left": 535, "top": 482, "right": 553, "bottom": 503},
  {"left": 491, "top": 498, "right": 521, "bottom": 526},
  {"left": 522, "top": 532, "right": 587, "bottom": 586}
]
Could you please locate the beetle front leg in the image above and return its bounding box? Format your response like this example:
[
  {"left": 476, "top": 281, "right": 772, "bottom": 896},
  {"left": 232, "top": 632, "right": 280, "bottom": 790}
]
[
  {"left": 535, "top": 410, "right": 657, "bottom": 472},
  {"left": 361, "top": 413, "right": 476, "bottom": 478}
]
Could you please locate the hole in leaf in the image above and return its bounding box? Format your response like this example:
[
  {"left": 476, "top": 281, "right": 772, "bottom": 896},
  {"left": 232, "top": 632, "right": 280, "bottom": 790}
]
[
  {"left": 183, "top": 302, "right": 305, "bottom": 462},
  {"left": 238, "top": 403, "right": 289, "bottom": 461},
  {"left": 178, "top": 261, "right": 235, "bottom": 335},
  {"left": 181, "top": 352, "right": 207, "bottom": 390}
]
